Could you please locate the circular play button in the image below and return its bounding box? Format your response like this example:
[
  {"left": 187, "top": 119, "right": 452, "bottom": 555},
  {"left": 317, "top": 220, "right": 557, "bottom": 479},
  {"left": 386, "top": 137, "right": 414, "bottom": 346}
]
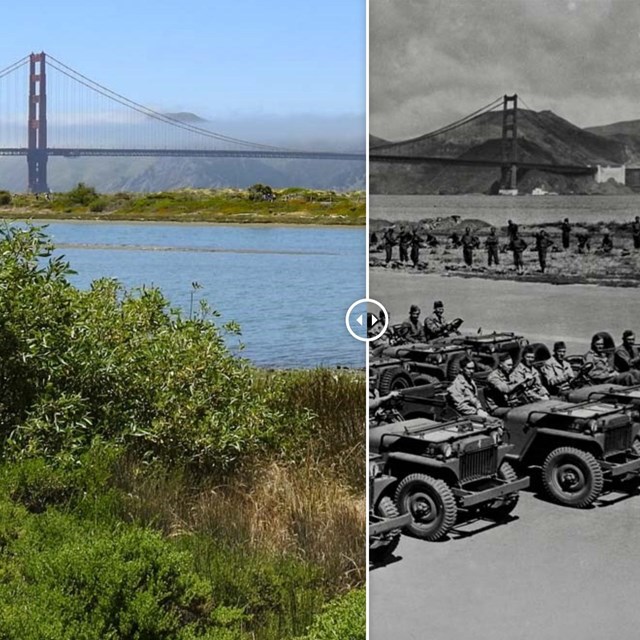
[{"left": 345, "top": 298, "right": 389, "bottom": 342}]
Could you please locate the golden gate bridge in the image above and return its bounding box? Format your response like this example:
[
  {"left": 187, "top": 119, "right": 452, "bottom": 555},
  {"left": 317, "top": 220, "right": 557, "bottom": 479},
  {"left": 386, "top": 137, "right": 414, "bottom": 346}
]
[
  {"left": 0, "top": 52, "right": 364, "bottom": 193},
  {"left": 370, "top": 94, "right": 598, "bottom": 192}
]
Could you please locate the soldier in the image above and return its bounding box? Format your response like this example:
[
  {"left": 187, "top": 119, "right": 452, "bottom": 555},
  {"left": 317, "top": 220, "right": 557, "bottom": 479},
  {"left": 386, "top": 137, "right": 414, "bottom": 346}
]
[
  {"left": 600, "top": 231, "right": 613, "bottom": 254},
  {"left": 447, "top": 357, "right": 488, "bottom": 418},
  {"left": 541, "top": 341, "right": 576, "bottom": 395},
  {"left": 534, "top": 229, "right": 554, "bottom": 273},
  {"left": 576, "top": 231, "right": 591, "bottom": 253},
  {"left": 511, "top": 230, "right": 527, "bottom": 275},
  {"left": 369, "top": 372, "right": 401, "bottom": 425},
  {"left": 382, "top": 225, "right": 397, "bottom": 264},
  {"left": 511, "top": 346, "right": 550, "bottom": 402},
  {"left": 410, "top": 228, "right": 422, "bottom": 267},
  {"left": 484, "top": 227, "right": 500, "bottom": 267},
  {"left": 632, "top": 215, "right": 640, "bottom": 250},
  {"left": 424, "top": 300, "right": 461, "bottom": 341},
  {"left": 449, "top": 231, "right": 461, "bottom": 248},
  {"left": 398, "top": 304, "right": 426, "bottom": 343},
  {"left": 561, "top": 218, "right": 571, "bottom": 250},
  {"left": 584, "top": 334, "right": 640, "bottom": 385},
  {"left": 460, "top": 226, "right": 479, "bottom": 267},
  {"left": 398, "top": 225, "right": 411, "bottom": 263},
  {"left": 614, "top": 330, "right": 640, "bottom": 373},
  {"left": 507, "top": 219, "right": 518, "bottom": 248},
  {"left": 485, "top": 354, "right": 530, "bottom": 414}
]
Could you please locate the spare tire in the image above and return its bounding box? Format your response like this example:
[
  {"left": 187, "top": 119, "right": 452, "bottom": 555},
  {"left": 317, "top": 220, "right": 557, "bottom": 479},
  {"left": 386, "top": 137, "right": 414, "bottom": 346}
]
[
  {"left": 447, "top": 353, "right": 466, "bottom": 380},
  {"left": 378, "top": 367, "right": 413, "bottom": 395}
]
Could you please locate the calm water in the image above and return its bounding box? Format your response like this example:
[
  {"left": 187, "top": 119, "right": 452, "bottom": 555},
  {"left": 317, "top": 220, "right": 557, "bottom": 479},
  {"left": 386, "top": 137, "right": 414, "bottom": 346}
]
[
  {"left": 36, "top": 222, "right": 365, "bottom": 368},
  {"left": 371, "top": 194, "right": 640, "bottom": 227}
]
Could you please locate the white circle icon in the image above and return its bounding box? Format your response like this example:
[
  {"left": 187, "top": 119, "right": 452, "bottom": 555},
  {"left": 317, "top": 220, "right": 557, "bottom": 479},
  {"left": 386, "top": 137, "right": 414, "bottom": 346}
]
[{"left": 345, "top": 298, "right": 389, "bottom": 342}]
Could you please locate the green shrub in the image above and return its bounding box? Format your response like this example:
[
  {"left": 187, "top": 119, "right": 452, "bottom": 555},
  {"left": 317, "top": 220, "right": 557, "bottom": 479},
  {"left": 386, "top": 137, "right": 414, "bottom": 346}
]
[
  {"left": 0, "top": 503, "right": 251, "bottom": 639},
  {"left": 297, "top": 588, "right": 365, "bottom": 640},
  {"left": 0, "top": 224, "right": 311, "bottom": 471},
  {"left": 0, "top": 190, "right": 12, "bottom": 205},
  {"left": 89, "top": 197, "right": 108, "bottom": 212},
  {"left": 63, "top": 182, "right": 99, "bottom": 206}
]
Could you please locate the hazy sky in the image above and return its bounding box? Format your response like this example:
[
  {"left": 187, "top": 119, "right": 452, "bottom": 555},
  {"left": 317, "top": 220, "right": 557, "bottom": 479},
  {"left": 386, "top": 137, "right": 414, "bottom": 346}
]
[
  {"left": 371, "top": 0, "right": 640, "bottom": 141},
  {"left": 1, "top": 0, "right": 364, "bottom": 121}
]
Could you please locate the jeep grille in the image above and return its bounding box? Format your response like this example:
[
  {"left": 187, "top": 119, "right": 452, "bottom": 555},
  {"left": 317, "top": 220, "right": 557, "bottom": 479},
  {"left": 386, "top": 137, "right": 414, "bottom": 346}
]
[
  {"left": 459, "top": 446, "right": 497, "bottom": 483},
  {"left": 605, "top": 425, "right": 632, "bottom": 454}
]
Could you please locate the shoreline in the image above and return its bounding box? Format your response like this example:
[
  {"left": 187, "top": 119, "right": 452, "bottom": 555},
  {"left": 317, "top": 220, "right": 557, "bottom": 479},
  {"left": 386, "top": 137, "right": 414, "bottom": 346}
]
[
  {"left": 370, "top": 215, "right": 640, "bottom": 287},
  {"left": 0, "top": 212, "right": 364, "bottom": 228}
]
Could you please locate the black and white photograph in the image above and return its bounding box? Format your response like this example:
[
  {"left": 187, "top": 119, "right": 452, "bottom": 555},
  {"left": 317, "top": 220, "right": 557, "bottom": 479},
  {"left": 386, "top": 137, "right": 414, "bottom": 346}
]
[{"left": 368, "top": 2, "right": 640, "bottom": 638}]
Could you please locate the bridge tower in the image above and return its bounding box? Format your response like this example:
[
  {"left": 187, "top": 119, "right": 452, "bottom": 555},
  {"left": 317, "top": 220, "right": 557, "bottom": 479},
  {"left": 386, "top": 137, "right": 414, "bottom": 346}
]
[
  {"left": 501, "top": 94, "right": 518, "bottom": 191},
  {"left": 27, "top": 52, "right": 48, "bottom": 193}
]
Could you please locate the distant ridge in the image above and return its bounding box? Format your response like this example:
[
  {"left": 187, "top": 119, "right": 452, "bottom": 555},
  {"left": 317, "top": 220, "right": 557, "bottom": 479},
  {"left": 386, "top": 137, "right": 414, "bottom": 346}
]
[
  {"left": 370, "top": 109, "right": 635, "bottom": 195},
  {"left": 369, "top": 134, "right": 390, "bottom": 149}
]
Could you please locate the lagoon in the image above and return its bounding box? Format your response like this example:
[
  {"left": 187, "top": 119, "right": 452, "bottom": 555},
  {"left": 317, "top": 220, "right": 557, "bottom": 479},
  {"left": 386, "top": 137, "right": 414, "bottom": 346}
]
[{"left": 33, "top": 221, "right": 366, "bottom": 368}]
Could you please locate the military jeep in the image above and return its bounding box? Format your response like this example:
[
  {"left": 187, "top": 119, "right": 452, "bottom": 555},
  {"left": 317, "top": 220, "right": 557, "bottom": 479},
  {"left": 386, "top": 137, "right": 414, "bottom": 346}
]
[
  {"left": 433, "top": 331, "right": 540, "bottom": 375},
  {"left": 370, "top": 416, "right": 529, "bottom": 541},
  {"left": 371, "top": 342, "right": 470, "bottom": 395},
  {"left": 502, "top": 398, "right": 640, "bottom": 507},
  {"left": 369, "top": 454, "right": 412, "bottom": 563}
]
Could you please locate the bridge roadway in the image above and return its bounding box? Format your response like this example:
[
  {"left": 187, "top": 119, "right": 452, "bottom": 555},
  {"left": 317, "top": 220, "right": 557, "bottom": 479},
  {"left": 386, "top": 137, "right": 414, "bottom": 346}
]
[
  {"left": 370, "top": 153, "right": 596, "bottom": 175},
  {"left": 0, "top": 148, "right": 364, "bottom": 161}
]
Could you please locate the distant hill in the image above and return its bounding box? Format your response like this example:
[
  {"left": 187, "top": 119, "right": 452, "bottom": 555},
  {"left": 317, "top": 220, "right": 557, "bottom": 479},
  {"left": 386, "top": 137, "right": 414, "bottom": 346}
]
[
  {"left": 369, "top": 134, "right": 389, "bottom": 149},
  {"left": 585, "top": 119, "right": 640, "bottom": 165},
  {"left": 0, "top": 155, "right": 364, "bottom": 194},
  {"left": 371, "top": 109, "right": 633, "bottom": 195},
  {"left": 162, "top": 112, "right": 208, "bottom": 123}
]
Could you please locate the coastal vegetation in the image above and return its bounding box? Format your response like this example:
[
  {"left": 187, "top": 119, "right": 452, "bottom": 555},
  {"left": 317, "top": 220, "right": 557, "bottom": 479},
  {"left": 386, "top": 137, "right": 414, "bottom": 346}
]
[
  {"left": 0, "top": 184, "right": 365, "bottom": 225},
  {"left": 0, "top": 225, "right": 365, "bottom": 639}
]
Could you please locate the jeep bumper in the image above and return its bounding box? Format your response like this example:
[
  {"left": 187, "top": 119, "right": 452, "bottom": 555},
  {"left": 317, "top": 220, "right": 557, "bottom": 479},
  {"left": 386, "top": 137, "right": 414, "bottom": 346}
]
[
  {"left": 452, "top": 476, "right": 530, "bottom": 508},
  {"left": 602, "top": 456, "right": 640, "bottom": 478},
  {"left": 370, "top": 513, "right": 412, "bottom": 536}
]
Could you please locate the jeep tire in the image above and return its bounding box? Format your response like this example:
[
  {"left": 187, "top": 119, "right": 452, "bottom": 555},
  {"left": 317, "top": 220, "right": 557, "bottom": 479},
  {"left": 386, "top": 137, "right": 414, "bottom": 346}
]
[
  {"left": 378, "top": 367, "right": 412, "bottom": 395},
  {"left": 369, "top": 496, "right": 402, "bottom": 564},
  {"left": 395, "top": 473, "right": 457, "bottom": 541},
  {"left": 542, "top": 447, "right": 604, "bottom": 508}
]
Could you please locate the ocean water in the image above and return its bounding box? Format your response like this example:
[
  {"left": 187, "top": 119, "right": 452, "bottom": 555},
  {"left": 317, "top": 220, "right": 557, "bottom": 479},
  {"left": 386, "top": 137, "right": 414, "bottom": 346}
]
[
  {"left": 27, "top": 221, "right": 366, "bottom": 368},
  {"left": 371, "top": 194, "right": 640, "bottom": 227}
]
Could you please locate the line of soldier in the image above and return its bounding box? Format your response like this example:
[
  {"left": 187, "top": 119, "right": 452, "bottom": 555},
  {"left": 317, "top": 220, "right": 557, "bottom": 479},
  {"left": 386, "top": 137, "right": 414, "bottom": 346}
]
[
  {"left": 375, "top": 215, "right": 640, "bottom": 275},
  {"left": 447, "top": 331, "right": 640, "bottom": 419}
]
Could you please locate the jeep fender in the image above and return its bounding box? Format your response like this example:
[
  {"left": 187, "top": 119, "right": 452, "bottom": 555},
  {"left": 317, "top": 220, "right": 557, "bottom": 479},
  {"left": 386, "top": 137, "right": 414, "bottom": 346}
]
[{"left": 512, "top": 427, "right": 604, "bottom": 467}]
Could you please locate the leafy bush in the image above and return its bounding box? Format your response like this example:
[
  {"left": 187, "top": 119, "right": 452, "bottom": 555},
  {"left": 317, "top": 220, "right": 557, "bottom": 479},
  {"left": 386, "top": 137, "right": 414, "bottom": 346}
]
[
  {"left": 0, "top": 225, "right": 310, "bottom": 470},
  {"left": 297, "top": 588, "right": 365, "bottom": 640},
  {"left": 0, "top": 500, "right": 252, "bottom": 639},
  {"left": 63, "top": 182, "right": 99, "bottom": 206},
  {"left": 0, "top": 190, "right": 12, "bottom": 205}
]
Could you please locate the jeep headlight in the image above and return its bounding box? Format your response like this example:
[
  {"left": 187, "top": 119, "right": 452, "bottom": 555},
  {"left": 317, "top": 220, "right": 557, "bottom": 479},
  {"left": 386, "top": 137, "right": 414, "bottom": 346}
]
[
  {"left": 369, "top": 460, "right": 383, "bottom": 477},
  {"left": 441, "top": 443, "right": 453, "bottom": 458},
  {"left": 626, "top": 408, "right": 640, "bottom": 422},
  {"left": 491, "top": 429, "right": 502, "bottom": 445},
  {"left": 585, "top": 418, "right": 599, "bottom": 434}
]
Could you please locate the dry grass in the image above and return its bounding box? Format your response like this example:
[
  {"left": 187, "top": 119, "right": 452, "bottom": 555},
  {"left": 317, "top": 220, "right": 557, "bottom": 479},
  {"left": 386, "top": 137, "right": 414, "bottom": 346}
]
[{"left": 114, "top": 456, "right": 365, "bottom": 590}]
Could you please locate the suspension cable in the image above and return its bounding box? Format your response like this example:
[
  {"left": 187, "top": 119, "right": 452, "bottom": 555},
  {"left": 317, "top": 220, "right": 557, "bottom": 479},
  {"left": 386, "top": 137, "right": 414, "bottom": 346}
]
[{"left": 46, "top": 54, "right": 289, "bottom": 151}]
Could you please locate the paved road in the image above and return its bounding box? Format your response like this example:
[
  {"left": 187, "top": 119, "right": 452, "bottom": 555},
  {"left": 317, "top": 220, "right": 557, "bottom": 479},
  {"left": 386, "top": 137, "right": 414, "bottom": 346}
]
[{"left": 370, "top": 484, "right": 640, "bottom": 640}]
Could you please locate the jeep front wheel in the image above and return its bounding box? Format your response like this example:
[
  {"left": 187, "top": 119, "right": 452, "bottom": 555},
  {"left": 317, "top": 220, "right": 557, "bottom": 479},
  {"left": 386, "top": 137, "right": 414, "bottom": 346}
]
[
  {"left": 542, "top": 447, "right": 603, "bottom": 508},
  {"left": 482, "top": 461, "right": 520, "bottom": 520},
  {"left": 378, "top": 368, "right": 412, "bottom": 395},
  {"left": 395, "top": 473, "right": 457, "bottom": 541},
  {"left": 370, "top": 497, "right": 402, "bottom": 564}
]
